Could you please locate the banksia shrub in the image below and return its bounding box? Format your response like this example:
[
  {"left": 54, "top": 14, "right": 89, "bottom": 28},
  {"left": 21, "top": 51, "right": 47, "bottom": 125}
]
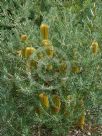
[{"left": 1, "top": 0, "right": 102, "bottom": 136}]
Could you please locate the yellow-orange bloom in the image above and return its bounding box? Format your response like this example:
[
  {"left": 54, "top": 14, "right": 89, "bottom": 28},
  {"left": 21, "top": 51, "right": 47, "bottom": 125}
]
[
  {"left": 71, "top": 65, "right": 80, "bottom": 74},
  {"left": 39, "top": 93, "right": 49, "bottom": 108},
  {"left": 90, "top": 40, "right": 99, "bottom": 54},
  {"left": 40, "top": 24, "right": 49, "bottom": 40},
  {"left": 52, "top": 95, "right": 61, "bottom": 112},
  {"left": 17, "top": 47, "right": 36, "bottom": 58},
  {"left": 78, "top": 112, "right": 86, "bottom": 130}
]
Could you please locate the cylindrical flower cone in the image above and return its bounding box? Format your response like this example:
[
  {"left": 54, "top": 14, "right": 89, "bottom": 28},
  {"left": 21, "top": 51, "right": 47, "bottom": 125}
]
[
  {"left": 78, "top": 112, "right": 86, "bottom": 130},
  {"left": 52, "top": 95, "right": 61, "bottom": 113},
  {"left": 20, "top": 47, "right": 36, "bottom": 58},
  {"left": 71, "top": 65, "right": 80, "bottom": 74},
  {"left": 40, "top": 24, "right": 49, "bottom": 40},
  {"left": 90, "top": 40, "right": 99, "bottom": 54},
  {"left": 25, "top": 47, "right": 36, "bottom": 58},
  {"left": 39, "top": 93, "right": 49, "bottom": 108}
]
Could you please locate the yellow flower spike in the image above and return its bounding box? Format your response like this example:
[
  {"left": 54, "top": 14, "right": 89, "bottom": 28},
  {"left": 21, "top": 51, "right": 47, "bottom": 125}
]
[
  {"left": 25, "top": 47, "right": 36, "bottom": 58},
  {"left": 39, "top": 93, "right": 49, "bottom": 108},
  {"left": 52, "top": 95, "right": 61, "bottom": 112},
  {"left": 20, "top": 47, "right": 36, "bottom": 58},
  {"left": 40, "top": 24, "right": 49, "bottom": 40},
  {"left": 20, "top": 34, "right": 28, "bottom": 41},
  {"left": 78, "top": 112, "right": 86, "bottom": 130},
  {"left": 90, "top": 40, "right": 99, "bottom": 54},
  {"left": 71, "top": 65, "right": 81, "bottom": 74}
]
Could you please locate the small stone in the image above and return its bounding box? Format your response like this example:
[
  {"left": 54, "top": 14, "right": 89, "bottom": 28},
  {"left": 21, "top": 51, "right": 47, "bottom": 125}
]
[
  {"left": 87, "top": 132, "right": 91, "bottom": 135},
  {"left": 75, "top": 130, "right": 79, "bottom": 134}
]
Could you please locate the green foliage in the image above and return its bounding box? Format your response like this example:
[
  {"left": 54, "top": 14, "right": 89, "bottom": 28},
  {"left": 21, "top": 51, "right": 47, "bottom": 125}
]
[{"left": 0, "top": 0, "right": 102, "bottom": 135}]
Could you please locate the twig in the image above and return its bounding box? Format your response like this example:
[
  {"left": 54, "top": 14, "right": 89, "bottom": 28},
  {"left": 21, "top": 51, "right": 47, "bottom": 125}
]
[{"left": 0, "top": 24, "right": 15, "bottom": 30}]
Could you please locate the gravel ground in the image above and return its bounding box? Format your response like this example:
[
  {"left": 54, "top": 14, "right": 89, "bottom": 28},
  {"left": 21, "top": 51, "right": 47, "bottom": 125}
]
[
  {"left": 68, "top": 124, "right": 102, "bottom": 136},
  {"left": 31, "top": 124, "right": 102, "bottom": 136}
]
